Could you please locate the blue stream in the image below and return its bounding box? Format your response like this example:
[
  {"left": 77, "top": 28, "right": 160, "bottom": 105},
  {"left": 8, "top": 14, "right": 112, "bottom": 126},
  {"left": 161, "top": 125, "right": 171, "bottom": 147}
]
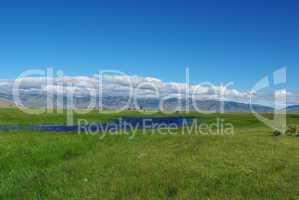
[{"left": 0, "top": 116, "right": 194, "bottom": 133}]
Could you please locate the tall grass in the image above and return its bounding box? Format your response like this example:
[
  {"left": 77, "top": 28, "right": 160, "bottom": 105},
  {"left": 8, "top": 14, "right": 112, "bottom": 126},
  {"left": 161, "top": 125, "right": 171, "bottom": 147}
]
[{"left": 0, "top": 110, "right": 299, "bottom": 199}]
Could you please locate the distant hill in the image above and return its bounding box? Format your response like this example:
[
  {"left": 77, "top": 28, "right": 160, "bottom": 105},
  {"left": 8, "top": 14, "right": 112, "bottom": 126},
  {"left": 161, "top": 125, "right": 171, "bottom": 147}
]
[
  {"left": 0, "top": 98, "right": 14, "bottom": 108},
  {"left": 0, "top": 93, "right": 273, "bottom": 112},
  {"left": 0, "top": 90, "right": 275, "bottom": 112},
  {"left": 139, "top": 98, "right": 273, "bottom": 113},
  {"left": 286, "top": 105, "right": 299, "bottom": 113}
]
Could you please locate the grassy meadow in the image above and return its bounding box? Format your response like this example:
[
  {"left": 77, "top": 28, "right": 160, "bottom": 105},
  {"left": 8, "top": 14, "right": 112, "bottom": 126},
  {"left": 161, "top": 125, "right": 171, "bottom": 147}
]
[{"left": 0, "top": 109, "right": 299, "bottom": 199}]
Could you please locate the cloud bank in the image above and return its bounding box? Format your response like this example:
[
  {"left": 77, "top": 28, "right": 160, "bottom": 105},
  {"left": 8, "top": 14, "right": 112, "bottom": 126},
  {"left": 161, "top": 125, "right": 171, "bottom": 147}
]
[{"left": 0, "top": 74, "right": 297, "bottom": 106}]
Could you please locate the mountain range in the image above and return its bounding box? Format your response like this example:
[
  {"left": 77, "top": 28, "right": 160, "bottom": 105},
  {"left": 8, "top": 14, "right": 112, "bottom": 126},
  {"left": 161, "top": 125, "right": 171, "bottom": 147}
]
[
  {"left": 2, "top": 90, "right": 298, "bottom": 113},
  {"left": 285, "top": 105, "right": 299, "bottom": 113},
  {"left": 0, "top": 92, "right": 276, "bottom": 112}
]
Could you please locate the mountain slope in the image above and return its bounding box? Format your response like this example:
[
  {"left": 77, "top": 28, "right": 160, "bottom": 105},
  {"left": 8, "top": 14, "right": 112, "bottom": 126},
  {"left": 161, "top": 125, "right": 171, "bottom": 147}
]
[
  {"left": 0, "top": 98, "right": 14, "bottom": 108},
  {"left": 286, "top": 105, "right": 299, "bottom": 113},
  {"left": 0, "top": 93, "right": 273, "bottom": 113}
]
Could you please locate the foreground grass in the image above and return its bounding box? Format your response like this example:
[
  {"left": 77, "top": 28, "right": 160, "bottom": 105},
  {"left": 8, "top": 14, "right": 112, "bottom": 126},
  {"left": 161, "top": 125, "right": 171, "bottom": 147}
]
[{"left": 0, "top": 110, "right": 299, "bottom": 199}]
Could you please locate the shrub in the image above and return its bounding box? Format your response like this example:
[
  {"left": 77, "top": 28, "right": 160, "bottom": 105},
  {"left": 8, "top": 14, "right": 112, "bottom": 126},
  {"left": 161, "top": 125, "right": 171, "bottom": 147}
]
[
  {"left": 286, "top": 126, "right": 298, "bottom": 136},
  {"left": 273, "top": 126, "right": 299, "bottom": 137},
  {"left": 273, "top": 130, "right": 282, "bottom": 136}
]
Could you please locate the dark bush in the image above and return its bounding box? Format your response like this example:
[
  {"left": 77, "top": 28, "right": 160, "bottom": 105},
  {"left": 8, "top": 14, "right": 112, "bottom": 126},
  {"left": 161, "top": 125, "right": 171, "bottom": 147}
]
[{"left": 273, "top": 130, "right": 282, "bottom": 136}]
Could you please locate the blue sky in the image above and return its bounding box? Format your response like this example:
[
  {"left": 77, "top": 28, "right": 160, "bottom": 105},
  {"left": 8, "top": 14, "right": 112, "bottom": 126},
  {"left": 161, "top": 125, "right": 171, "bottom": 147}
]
[{"left": 0, "top": 0, "right": 298, "bottom": 91}]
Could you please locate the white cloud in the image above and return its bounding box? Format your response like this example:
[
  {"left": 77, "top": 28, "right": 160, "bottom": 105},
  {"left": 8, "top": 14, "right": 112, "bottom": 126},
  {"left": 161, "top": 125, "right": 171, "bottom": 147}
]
[
  {"left": 0, "top": 74, "right": 298, "bottom": 105},
  {"left": 275, "top": 89, "right": 292, "bottom": 97}
]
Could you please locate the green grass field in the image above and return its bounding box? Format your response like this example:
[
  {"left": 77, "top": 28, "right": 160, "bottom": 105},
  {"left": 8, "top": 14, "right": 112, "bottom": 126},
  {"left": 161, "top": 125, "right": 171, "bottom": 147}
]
[{"left": 0, "top": 109, "right": 299, "bottom": 199}]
